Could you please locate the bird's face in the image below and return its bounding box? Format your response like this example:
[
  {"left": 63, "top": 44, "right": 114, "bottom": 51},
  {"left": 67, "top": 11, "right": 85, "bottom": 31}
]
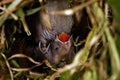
[
  {"left": 44, "top": 32, "right": 73, "bottom": 67},
  {"left": 51, "top": 38, "right": 72, "bottom": 67}
]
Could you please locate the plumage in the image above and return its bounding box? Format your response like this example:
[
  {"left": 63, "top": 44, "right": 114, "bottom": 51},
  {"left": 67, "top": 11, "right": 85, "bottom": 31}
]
[
  {"left": 29, "top": 0, "right": 75, "bottom": 66},
  {"left": 35, "top": 0, "right": 73, "bottom": 44}
]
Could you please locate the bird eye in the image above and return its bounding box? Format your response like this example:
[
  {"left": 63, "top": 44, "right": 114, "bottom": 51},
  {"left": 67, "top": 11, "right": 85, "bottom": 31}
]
[{"left": 54, "top": 46, "right": 59, "bottom": 51}]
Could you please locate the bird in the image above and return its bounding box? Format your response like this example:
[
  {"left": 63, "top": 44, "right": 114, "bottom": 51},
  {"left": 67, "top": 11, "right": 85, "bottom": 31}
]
[{"left": 28, "top": 0, "right": 74, "bottom": 66}]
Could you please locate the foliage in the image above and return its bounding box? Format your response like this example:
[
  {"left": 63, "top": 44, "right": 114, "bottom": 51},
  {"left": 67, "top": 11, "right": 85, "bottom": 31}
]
[{"left": 0, "top": 0, "right": 120, "bottom": 80}]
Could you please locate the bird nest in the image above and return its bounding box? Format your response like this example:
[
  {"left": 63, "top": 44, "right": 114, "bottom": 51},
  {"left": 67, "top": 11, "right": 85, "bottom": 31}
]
[{"left": 0, "top": 0, "right": 120, "bottom": 80}]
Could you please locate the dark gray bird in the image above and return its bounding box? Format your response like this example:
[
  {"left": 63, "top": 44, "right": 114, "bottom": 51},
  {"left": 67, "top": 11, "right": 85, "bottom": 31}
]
[{"left": 29, "top": 0, "right": 74, "bottom": 66}]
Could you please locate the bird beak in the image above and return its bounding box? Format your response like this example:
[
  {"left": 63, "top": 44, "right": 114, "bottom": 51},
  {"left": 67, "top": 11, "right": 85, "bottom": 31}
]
[{"left": 55, "top": 35, "right": 73, "bottom": 52}]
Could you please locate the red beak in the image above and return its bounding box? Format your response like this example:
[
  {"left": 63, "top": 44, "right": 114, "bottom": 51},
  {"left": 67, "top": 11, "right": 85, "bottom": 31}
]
[{"left": 58, "top": 32, "right": 70, "bottom": 43}]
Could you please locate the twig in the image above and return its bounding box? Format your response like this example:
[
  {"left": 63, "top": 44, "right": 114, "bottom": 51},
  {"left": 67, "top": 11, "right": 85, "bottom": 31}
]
[
  {"left": 0, "top": 0, "right": 13, "bottom": 5},
  {"left": 0, "top": 0, "right": 22, "bottom": 26},
  {"left": 49, "top": 0, "right": 98, "bottom": 16},
  {"left": 0, "top": 6, "right": 18, "bottom": 20},
  {"left": 8, "top": 54, "right": 41, "bottom": 65},
  {"left": 0, "top": 26, "right": 5, "bottom": 49},
  {"left": 0, "top": 52, "right": 14, "bottom": 80}
]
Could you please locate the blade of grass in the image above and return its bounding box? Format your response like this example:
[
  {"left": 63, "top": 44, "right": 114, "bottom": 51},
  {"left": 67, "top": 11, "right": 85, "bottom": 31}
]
[
  {"left": 0, "top": 0, "right": 22, "bottom": 26},
  {"left": 0, "top": 52, "right": 13, "bottom": 80}
]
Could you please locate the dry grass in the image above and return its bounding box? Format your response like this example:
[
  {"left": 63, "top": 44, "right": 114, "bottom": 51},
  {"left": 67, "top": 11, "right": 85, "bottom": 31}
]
[{"left": 0, "top": 0, "right": 120, "bottom": 80}]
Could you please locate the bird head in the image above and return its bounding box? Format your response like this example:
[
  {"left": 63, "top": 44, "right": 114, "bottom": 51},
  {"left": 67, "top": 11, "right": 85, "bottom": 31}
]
[
  {"left": 49, "top": 32, "right": 73, "bottom": 67},
  {"left": 55, "top": 32, "right": 72, "bottom": 52}
]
